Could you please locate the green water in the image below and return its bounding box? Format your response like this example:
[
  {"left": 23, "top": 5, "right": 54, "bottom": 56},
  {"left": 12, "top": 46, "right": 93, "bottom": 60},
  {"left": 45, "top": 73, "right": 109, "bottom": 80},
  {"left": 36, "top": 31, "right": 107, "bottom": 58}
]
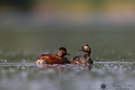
[
  {"left": 0, "top": 28, "right": 135, "bottom": 90},
  {"left": 0, "top": 29, "right": 135, "bottom": 62}
]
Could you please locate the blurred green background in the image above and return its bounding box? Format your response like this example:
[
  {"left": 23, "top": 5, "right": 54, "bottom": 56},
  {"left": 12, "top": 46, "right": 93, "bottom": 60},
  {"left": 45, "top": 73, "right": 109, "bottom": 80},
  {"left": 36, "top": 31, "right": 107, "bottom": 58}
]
[{"left": 0, "top": 0, "right": 135, "bottom": 62}]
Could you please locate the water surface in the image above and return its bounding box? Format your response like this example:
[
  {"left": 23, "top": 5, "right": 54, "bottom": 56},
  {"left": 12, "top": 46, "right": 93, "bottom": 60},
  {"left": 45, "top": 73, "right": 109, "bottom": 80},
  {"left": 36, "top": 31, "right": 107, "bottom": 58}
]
[
  {"left": 0, "top": 61, "right": 135, "bottom": 90},
  {"left": 0, "top": 30, "right": 135, "bottom": 90}
]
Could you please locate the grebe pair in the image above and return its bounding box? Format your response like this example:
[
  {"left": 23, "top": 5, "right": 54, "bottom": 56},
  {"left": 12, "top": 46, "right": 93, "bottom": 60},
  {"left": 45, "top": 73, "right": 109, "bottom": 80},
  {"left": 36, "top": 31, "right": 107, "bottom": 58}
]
[{"left": 36, "top": 44, "right": 93, "bottom": 65}]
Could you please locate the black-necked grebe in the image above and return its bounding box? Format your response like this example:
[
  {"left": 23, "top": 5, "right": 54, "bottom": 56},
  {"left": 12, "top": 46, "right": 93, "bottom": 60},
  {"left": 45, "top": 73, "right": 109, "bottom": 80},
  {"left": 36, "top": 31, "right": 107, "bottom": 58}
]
[
  {"left": 36, "top": 47, "right": 70, "bottom": 64},
  {"left": 71, "top": 44, "right": 93, "bottom": 65}
]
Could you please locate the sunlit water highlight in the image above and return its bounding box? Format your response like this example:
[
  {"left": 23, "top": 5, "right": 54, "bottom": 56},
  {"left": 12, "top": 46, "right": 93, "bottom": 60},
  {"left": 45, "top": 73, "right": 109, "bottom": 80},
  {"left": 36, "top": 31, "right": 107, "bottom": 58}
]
[{"left": 0, "top": 61, "right": 135, "bottom": 90}]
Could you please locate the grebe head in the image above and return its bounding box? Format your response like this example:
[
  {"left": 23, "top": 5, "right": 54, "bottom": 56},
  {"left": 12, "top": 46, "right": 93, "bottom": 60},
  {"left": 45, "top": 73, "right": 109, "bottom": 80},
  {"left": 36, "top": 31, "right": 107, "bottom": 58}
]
[
  {"left": 79, "top": 44, "right": 91, "bottom": 56},
  {"left": 57, "top": 47, "right": 70, "bottom": 57}
]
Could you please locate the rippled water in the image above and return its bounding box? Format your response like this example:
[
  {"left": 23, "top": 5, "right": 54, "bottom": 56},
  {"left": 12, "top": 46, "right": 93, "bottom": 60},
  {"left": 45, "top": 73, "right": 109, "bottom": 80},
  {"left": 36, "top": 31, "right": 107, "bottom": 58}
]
[
  {"left": 0, "top": 61, "right": 135, "bottom": 90},
  {"left": 0, "top": 30, "right": 135, "bottom": 90}
]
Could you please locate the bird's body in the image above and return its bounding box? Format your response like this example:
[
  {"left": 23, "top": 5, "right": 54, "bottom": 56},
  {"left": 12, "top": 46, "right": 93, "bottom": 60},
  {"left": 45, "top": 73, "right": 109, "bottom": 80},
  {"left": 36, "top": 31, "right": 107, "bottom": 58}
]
[
  {"left": 71, "top": 44, "right": 93, "bottom": 65},
  {"left": 71, "top": 55, "right": 93, "bottom": 65},
  {"left": 36, "top": 47, "right": 70, "bottom": 64}
]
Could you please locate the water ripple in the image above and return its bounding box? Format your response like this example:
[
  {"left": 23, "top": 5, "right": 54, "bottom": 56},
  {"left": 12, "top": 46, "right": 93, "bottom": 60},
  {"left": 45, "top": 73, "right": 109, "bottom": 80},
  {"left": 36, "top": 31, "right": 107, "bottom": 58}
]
[{"left": 0, "top": 61, "right": 135, "bottom": 90}]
